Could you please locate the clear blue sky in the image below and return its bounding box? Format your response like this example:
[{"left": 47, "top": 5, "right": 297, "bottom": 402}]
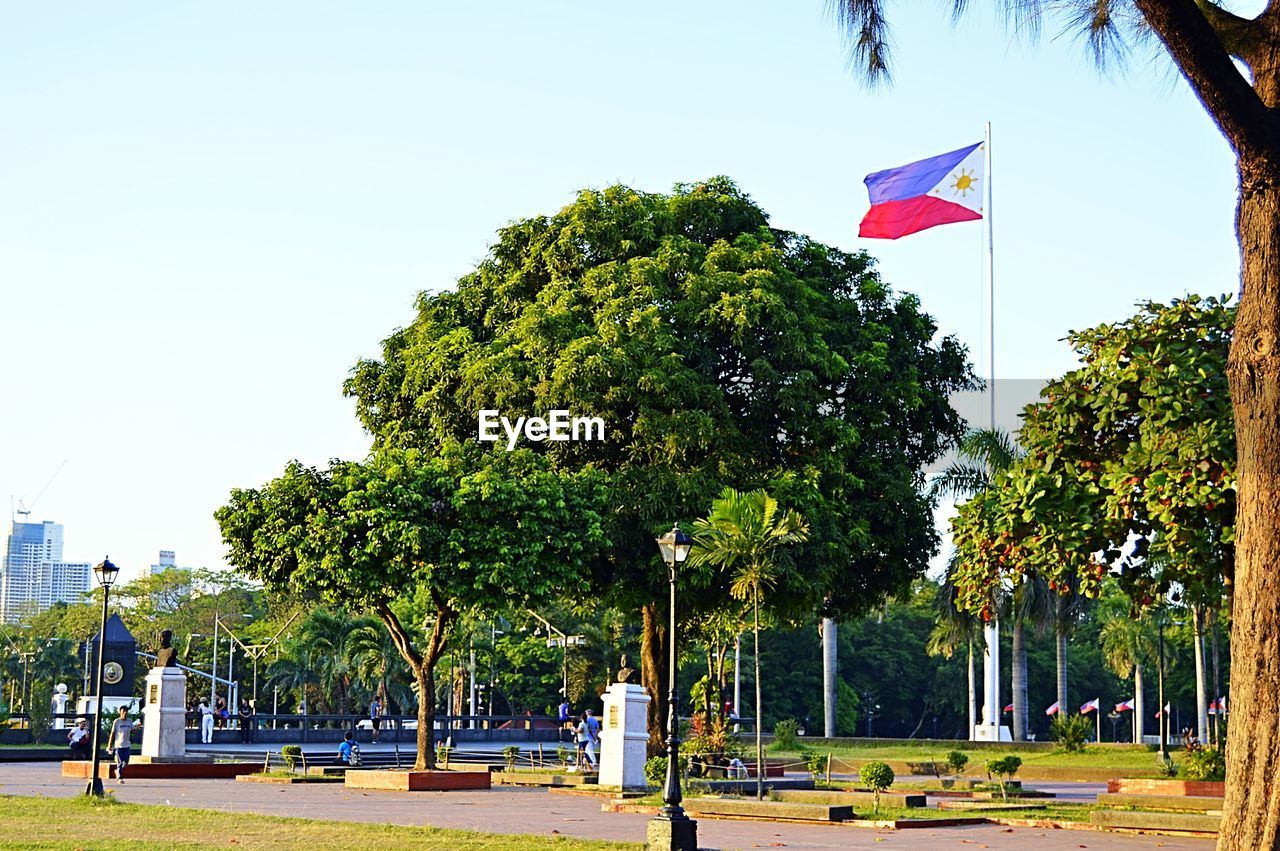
[{"left": 0, "top": 2, "right": 1240, "bottom": 581}]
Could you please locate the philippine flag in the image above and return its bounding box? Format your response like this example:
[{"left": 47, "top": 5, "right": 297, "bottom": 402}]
[
  {"left": 1115, "top": 699, "right": 1134, "bottom": 713},
  {"left": 1080, "top": 698, "right": 1100, "bottom": 714},
  {"left": 1045, "top": 701, "right": 1061, "bottom": 716},
  {"left": 1002, "top": 703, "right": 1013, "bottom": 713},
  {"left": 859, "top": 142, "right": 985, "bottom": 239}
]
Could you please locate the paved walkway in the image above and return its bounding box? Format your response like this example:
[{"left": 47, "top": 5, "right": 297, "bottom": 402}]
[{"left": 0, "top": 763, "right": 1213, "bottom": 850}]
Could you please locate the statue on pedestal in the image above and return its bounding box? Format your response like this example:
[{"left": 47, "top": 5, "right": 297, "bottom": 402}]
[
  {"left": 50, "top": 683, "right": 70, "bottom": 730},
  {"left": 616, "top": 654, "right": 639, "bottom": 685},
  {"left": 155, "top": 629, "right": 180, "bottom": 669}
]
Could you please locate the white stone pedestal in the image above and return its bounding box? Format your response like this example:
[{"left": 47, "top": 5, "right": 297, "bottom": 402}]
[
  {"left": 972, "top": 723, "right": 1012, "bottom": 742},
  {"left": 599, "top": 683, "right": 650, "bottom": 790},
  {"left": 142, "top": 667, "right": 187, "bottom": 759}
]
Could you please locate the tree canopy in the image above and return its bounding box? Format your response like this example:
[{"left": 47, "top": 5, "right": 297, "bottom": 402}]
[
  {"left": 950, "top": 295, "right": 1235, "bottom": 614},
  {"left": 345, "top": 177, "right": 973, "bottom": 622}
]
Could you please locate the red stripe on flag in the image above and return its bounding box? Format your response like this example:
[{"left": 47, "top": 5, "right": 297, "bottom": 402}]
[{"left": 859, "top": 195, "right": 982, "bottom": 239}]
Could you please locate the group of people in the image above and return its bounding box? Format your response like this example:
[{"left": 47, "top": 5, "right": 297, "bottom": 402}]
[
  {"left": 558, "top": 700, "right": 600, "bottom": 772},
  {"left": 191, "top": 697, "right": 255, "bottom": 743}
]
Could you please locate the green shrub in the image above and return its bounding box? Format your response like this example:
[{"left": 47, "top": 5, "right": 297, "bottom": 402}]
[
  {"left": 1049, "top": 713, "right": 1092, "bottom": 752},
  {"left": 1181, "top": 748, "right": 1225, "bottom": 782},
  {"left": 803, "top": 749, "right": 828, "bottom": 777},
  {"left": 1158, "top": 752, "right": 1178, "bottom": 777},
  {"left": 984, "top": 755, "right": 1022, "bottom": 800},
  {"left": 946, "top": 750, "right": 969, "bottom": 776},
  {"left": 436, "top": 743, "right": 453, "bottom": 768},
  {"left": 280, "top": 745, "right": 303, "bottom": 772},
  {"left": 555, "top": 745, "right": 572, "bottom": 766},
  {"left": 772, "top": 719, "right": 800, "bottom": 752},
  {"left": 645, "top": 755, "right": 667, "bottom": 787},
  {"left": 502, "top": 745, "right": 520, "bottom": 772},
  {"left": 858, "top": 761, "right": 895, "bottom": 814}
]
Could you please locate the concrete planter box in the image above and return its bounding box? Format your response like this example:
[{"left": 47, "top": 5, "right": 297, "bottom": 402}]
[
  {"left": 237, "top": 773, "right": 344, "bottom": 784},
  {"left": 683, "top": 798, "right": 853, "bottom": 822},
  {"left": 1096, "top": 792, "right": 1223, "bottom": 812},
  {"left": 491, "top": 770, "right": 597, "bottom": 787},
  {"left": 1090, "top": 809, "right": 1220, "bottom": 835},
  {"left": 1107, "top": 778, "right": 1226, "bottom": 797},
  {"left": 344, "top": 769, "right": 490, "bottom": 791},
  {"left": 61, "top": 760, "right": 258, "bottom": 780},
  {"left": 771, "top": 789, "right": 926, "bottom": 809}
]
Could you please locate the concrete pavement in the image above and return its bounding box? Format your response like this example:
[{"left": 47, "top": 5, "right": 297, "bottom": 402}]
[{"left": 0, "top": 762, "right": 1213, "bottom": 850}]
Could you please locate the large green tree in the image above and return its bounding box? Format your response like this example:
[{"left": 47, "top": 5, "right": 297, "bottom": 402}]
[
  {"left": 344, "top": 178, "right": 972, "bottom": 745},
  {"left": 831, "top": 2, "right": 1280, "bottom": 840},
  {"left": 216, "top": 444, "right": 608, "bottom": 769}
]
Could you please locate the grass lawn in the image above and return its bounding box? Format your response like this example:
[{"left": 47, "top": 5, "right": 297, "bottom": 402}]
[
  {"left": 773, "top": 742, "right": 1169, "bottom": 773},
  {"left": 0, "top": 795, "right": 639, "bottom": 850},
  {"left": 624, "top": 792, "right": 1093, "bottom": 823}
]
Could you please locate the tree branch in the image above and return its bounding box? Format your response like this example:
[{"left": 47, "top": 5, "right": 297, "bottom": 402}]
[
  {"left": 375, "top": 601, "right": 423, "bottom": 670},
  {"left": 1134, "top": 0, "right": 1280, "bottom": 156}
]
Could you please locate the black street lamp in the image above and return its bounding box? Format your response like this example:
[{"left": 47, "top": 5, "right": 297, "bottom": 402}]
[
  {"left": 86, "top": 556, "right": 120, "bottom": 797},
  {"left": 649, "top": 523, "right": 696, "bottom": 851}
]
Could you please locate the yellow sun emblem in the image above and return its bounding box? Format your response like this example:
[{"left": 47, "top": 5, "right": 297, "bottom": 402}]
[{"left": 950, "top": 168, "right": 978, "bottom": 196}]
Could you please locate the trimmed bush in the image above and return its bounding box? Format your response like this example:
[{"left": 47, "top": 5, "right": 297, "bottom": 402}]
[
  {"left": 502, "top": 745, "right": 520, "bottom": 772},
  {"left": 984, "top": 755, "right": 1022, "bottom": 800},
  {"left": 280, "top": 745, "right": 302, "bottom": 772},
  {"left": 858, "top": 761, "right": 895, "bottom": 814},
  {"left": 946, "top": 750, "right": 969, "bottom": 776}
]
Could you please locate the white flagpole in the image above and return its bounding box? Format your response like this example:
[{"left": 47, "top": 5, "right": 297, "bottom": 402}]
[{"left": 985, "top": 121, "right": 995, "bottom": 433}]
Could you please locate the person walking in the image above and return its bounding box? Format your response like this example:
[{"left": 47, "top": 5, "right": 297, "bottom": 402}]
[
  {"left": 583, "top": 708, "right": 600, "bottom": 770},
  {"left": 238, "top": 699, "right": 254, "bottom": 744},
  {"left": 109, "top": 706, "right": 138, "bottom": 783},
  {"left": 199, "top": 700, "right": 215, "bottom": 744},
  {"left": 573, "top": 711, "right": 594, "bottom": 772},
  {"left": 369, "top": 696, "right": 382, "bottom": 744},
  {"left": 557, "top": 698, "right": 571, "bottom": 743}
]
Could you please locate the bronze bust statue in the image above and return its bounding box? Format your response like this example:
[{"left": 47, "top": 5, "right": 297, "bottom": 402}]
[
  {"left": 616, "top": 654, "right": 638, "bottom": 684},
  {"left": 155, "top": 629, "right": 180, "bottom": 668}
]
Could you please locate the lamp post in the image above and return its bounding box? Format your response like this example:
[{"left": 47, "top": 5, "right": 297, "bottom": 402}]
[
  {"left": 86, "top": 556, "right": 120, "bottom": 797},
  {"left": 649, "top": 522, "right": 696, "bottom": 851}
]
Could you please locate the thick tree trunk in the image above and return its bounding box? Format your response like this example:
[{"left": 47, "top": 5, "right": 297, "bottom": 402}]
[
  {"left": 1221, "top": 150, "right": 1280, "bottom": 850},
  {"left": 1011, "top": 624, "right": 1027, "bottom": 742},
  {"left": 640, "top": 602, "right": 669, "bottom": 755},
  {"left": 413, "top": 664, "right": 433, "bottom": 770},
  {"left": 1134, "top": 664, "right": 1145, "bottom": 745},
  {"left": 966, "top": 639, "right": 976, "bottom": 741},
  {"left": 1055, "top": 628, "right": 1069, "bottom": 716},
  {"left": 1193, "top": 606, "right": 1209, "bottom": 745}
]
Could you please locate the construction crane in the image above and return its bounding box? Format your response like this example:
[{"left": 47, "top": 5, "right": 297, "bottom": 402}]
[{"left": 11, "top": 459, "right": 68, "bottom": 522}]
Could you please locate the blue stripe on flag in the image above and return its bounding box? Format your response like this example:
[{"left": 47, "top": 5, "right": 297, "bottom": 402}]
[{"left": 864, "top": 142, "right": 982, "bottom": 205}]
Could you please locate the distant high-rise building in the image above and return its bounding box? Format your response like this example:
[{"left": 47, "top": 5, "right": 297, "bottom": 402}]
[
  {"left": 150, "top": 550, "right": 177, "bottom": 575},
  {"left": 1, "top": 520, "right": 91, "bottom": 623}
]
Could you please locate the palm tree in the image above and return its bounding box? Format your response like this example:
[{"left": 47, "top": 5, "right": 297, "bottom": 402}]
[
  {"left": 297, "top": 609, "right": 359, "bottom": 715},
  {"left": 690, "top": 487, "right": 808, "bottom": 801},
  {"left": 1099, "top": 594, "right": 1155, "bottom": 744},
  {"left": 347, "top": 617, "right": 413, "bottom": 715},
  {"left": 1049, "top": 574, "right": 1091, "bottom": 720},
  {"left": 1006, "top": 576, "right": 1052, "bottom": 741},
  {"left": 926, "top": 561, "right": 983, "bottom": 739},
  {"left": 931, "top": 427, "right": 1022, "bottom": 736}
]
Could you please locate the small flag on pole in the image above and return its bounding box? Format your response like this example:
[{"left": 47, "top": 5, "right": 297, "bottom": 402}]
[
  {"left": 1045, "top": 701, "right": 1061, "bottom": 716},
  {"left": 859, "top": 143, "right": 985, "bottom": 239},
  {"left": 1114, "top": 699, "right": 1134, "bottom": 713},
  {"left": 1080, "top": 698, "right": 1100, "bottom": 714},
  {"left": 1155, "top": 702, "right": 1172, "bottom": 718},
  {"left": 1002, "top": 703, "right": 1013, "bottom": 713}
]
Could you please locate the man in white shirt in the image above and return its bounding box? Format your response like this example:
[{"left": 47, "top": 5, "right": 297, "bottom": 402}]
[
  {"left": 67, "top": 719, "right": 90, "bottom": 760},
  {"left": 109, "top": 706, "right": 138, "bottom": 783}
]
